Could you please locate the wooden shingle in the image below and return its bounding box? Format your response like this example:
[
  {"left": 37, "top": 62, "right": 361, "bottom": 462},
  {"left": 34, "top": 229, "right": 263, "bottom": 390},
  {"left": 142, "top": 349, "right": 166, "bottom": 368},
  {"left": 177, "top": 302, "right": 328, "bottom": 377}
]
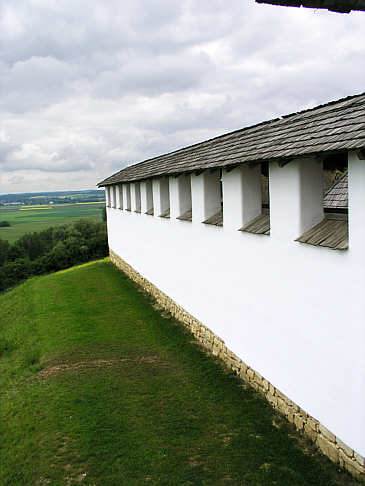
[
  {"left": 296, "top": 217, "right": 348, "bottom": 250},
  {"left": 159, "top": 208, "right": 170, "bottom": 219},
  {"left": 323, "top": 172, "right": 348, "bottom": 210},
  {"left": 98, "top": 92, "right": 365, "bottom": 187},
  {"left": 203, "top": 210, "right": 223, "bottom": 227},
  {"left": 239, "top": 213, "right": 270, "bottom": 235},
  {"left": 176, "top": 209, "right": 192, "bottom": 222}
]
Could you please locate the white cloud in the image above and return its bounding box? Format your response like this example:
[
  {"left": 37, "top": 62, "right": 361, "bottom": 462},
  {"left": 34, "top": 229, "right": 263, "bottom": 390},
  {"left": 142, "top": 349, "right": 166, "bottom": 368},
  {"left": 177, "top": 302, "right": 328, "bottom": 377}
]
[{"left": 0, "top": 0, "right": 364, "bottom": 193}]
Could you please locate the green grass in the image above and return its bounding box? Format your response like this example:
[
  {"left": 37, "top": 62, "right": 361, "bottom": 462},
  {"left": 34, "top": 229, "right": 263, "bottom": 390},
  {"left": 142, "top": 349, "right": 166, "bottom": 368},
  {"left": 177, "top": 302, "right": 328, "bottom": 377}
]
[
  {"left": 0, "top": 203, "right": 105, "bottom": 242},
  {"left": 0, "top": 260, "right": 359, "bottom": 486}
]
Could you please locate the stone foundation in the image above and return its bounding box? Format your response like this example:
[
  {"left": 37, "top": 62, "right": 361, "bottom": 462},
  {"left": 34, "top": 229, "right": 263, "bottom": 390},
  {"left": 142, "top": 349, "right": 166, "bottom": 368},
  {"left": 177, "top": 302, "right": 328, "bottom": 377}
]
[{"left": 110, "top": 249, "right": 365, "bottom": 481}]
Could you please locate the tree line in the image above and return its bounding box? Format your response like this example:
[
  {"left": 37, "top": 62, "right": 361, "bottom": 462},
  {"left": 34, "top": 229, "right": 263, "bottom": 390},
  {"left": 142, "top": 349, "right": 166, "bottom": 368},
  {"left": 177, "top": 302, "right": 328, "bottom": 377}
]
[{"left": 0, "top": 219, "right": 108, "bottom": 293}]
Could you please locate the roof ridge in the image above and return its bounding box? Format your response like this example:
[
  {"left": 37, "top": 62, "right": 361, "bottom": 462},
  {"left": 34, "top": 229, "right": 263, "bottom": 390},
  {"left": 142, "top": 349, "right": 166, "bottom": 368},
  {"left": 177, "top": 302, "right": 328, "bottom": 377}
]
[
  {"left": 113, "top": 92, "right": 365, "bottom": 172},
  {"left": 281, "top": 92, "right": 365, "bottom": 119},
  {"left": 98, "top": 91, "right": 365, "bottom": 186}
]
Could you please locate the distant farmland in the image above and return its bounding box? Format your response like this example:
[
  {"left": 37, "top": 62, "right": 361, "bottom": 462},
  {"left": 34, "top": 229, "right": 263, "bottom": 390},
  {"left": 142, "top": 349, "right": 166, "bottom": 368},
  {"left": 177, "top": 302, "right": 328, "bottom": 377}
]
[{"left": 0, "top": 203, "right": 105, "bottom": 243}]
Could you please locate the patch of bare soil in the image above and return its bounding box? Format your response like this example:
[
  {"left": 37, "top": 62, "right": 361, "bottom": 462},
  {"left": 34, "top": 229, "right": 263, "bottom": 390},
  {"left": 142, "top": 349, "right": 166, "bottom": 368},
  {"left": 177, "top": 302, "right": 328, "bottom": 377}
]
[{"left": 35, "top": 355, "right": 161, "bottom": 378}]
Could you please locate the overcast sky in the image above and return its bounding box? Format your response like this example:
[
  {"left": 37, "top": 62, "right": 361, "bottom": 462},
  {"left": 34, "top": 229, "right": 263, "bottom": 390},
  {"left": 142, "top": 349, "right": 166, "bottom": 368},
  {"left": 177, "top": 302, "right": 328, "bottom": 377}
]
[{"left": 0, "top": 0, "right": 364, "bottom": 194}]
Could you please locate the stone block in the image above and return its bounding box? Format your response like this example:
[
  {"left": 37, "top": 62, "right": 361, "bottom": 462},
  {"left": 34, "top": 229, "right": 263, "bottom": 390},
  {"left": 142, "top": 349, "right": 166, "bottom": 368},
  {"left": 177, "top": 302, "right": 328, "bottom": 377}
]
[
  {"left": 240, "top": 361, "right": 249, "bottom": 374},
  {"left": 345, "top": 459, "right": 365, "bottom": 479},
  {"left": 275, "top": 389, "right": 289, "bottom": 404},
  {"left": 306, "top": 416, "right": 319, "bottom": 432},
  {"left": 319, "top": 424, "right": 336, "bottom": 443},
  {"left": 276, "top": 397, "right": 286, "bottom": 414},
  {"left": 355, "top": 452, "right": 365, "bottom": 467},
  {"left": 212, "top": 346, "right": 219, "bottom": 356},
  {"left": 266, "top": 393, "right": 278, "bottom": 407},
  {"left": 304, "top": 422, "right": 318, "bottom": 442},
  {"left": 294, "top": 414, "right": 305, "bottom": 431},
  {"left": 262, "top": 379, "right": 269, "bottom": 391},
  {"left": 316, "top": 435, "right": 339, "bottom": 464},
  {"left": 247, "top": 368, "right": 254, "bottom": 380},
  {"left": 238, "top": 368, "right": 248, "bottom": 380},
  {"left": 336, "top": 438, "right": 354, "bottom": 458},
  {"left": 253, "top": 370, "right": 263, "bottom": 383},
  {"left": 286, "top": 410, "right": 295, "bottom": 424},
  {"left": 338, "top": 449, "right": 347, "bottom": 468}
]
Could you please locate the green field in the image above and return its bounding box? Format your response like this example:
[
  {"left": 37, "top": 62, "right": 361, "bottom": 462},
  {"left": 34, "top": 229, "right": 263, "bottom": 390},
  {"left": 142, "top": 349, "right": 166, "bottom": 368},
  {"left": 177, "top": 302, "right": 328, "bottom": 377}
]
[
  {"left": 0, "top": 203, "right": 105, "bottom": 242},
  {"left": 0, "top": 260, "right": 359, "bottom": 486}
]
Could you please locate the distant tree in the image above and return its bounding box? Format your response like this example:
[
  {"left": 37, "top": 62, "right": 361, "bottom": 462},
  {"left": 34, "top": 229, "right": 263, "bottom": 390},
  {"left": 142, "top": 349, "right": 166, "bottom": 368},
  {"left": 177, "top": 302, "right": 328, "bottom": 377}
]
[
  {"left": 0, "top": 219, "right": 108, "bottom": 292},
  {"left": 0, "top": 258, "right": 31, "bottom": 291},
  {"left": 0, "top": 221, "right": 11, "bottom": 227},
  {"left": 7, "top": 243, "right": 26, "bottom": 262}
]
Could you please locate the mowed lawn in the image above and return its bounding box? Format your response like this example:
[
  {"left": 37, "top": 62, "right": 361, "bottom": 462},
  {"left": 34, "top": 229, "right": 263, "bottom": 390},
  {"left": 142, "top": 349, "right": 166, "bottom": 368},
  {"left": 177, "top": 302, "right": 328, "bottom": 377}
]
[
  {"left": 0, "top": 260, "right": 359, "bottom": 486},
  {"left": 0, "top": 203, "right": 104, "bottom": 242}
]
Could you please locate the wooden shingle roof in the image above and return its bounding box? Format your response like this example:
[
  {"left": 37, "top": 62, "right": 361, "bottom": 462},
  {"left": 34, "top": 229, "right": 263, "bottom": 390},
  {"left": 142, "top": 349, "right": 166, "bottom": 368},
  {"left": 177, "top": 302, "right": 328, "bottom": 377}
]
[
  {"left": 255, "top": 0, "right": 365, "bottom": 13},
  {"left": 98, "top": 92, "right": 365, "bottom": 187},
  {"left": 323, "top": 172, "right": 348, "bottom": 210}
]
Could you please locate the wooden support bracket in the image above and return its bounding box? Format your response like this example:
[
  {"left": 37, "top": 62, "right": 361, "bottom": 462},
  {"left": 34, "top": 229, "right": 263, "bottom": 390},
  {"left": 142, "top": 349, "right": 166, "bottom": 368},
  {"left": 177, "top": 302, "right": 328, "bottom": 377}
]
[
  {"left": 277, "top": 159, "right": 291, "bottom": 168},
  {"left": 224, "top": 165, "right": 239, "bottom": 173},
  {"left": 248, "top": 162, "right": 260, "bottom": 169}
]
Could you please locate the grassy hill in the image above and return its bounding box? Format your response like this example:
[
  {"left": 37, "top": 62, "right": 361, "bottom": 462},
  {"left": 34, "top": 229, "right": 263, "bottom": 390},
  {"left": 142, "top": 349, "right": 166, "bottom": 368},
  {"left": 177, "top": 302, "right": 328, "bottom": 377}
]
[{"left": 0, "top": 260, "right": 359, "bottom": 486}]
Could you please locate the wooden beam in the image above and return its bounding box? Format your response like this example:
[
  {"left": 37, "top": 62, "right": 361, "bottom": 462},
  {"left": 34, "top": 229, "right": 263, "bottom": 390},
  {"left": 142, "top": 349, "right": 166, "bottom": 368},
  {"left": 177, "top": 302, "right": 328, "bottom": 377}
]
[
  {"left": 277, "top": 159, "right": 291, "bottom": 168},
  {"left": 225, "top": 164, "right": 239, "bottom": 173}
]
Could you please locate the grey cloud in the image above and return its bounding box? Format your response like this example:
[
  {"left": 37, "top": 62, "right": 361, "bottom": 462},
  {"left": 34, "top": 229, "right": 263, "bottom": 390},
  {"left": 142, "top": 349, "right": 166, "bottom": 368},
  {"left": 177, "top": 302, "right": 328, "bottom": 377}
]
[
  {"left": 8, "top": 175, "right": 24, "bottom": 184},
  {"left": 91, "top": 52, "right": 214, "bottom": 99},
  {"left": 1, "top": 0, "right": 364, "bottom": 193},
  {"left": 0, "top": 56, "right": 82, "bottom": 112},
  {"left": 0, "top": 132, "right": 20, "bottom": 160},
  {"left": 0, "top": 0, "right": 238, "bottom": 113},
  {"left": 0, "top": 1, "right": 233, "bottom": 65},
  {"left": 2, "top": 157, "right": 93, "bottom": 173}
]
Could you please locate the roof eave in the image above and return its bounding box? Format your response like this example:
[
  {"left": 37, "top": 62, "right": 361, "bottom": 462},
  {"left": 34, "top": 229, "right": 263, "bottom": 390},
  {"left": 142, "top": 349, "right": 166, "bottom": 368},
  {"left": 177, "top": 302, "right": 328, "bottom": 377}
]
[
  {"left": 97, "top": 148, "right": 358, "bottom": 187},
  {"left": 255, "top": 0, "right": 365, "bottom": 13}
]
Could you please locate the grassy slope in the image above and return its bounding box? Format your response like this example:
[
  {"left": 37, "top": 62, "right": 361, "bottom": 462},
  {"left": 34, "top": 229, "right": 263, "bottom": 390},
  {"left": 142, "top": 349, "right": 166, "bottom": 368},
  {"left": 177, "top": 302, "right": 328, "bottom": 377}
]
[
  {"left": 0, "top": 204, "right": 104, "bottom": 243},
  {"left": 0, "top": 260, "right": 359, "bottom": 486}
]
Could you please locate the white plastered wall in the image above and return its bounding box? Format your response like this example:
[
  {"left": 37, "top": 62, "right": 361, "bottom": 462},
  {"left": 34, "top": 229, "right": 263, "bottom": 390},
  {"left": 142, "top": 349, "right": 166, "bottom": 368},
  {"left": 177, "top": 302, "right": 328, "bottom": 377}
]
[
  {"left": 131, "top": 183, "right": 141, "bottom": 213},
  {"left": 160, "top": 178, "right": 170, "bottom": 214},
  {"left": 122, "top": 184, "right": 131, "bottom": 211},
  {"left": 105, "top": 186, "right": 111, "bottom": 207},
  {"left": 106, "top": 153, "right": 365, "bottom": 456},
  {"left": 140, "top": 181, "right": 154, "bottom": 214},
  {"left": 116, "top": 184, "right": 123, "bottom": 209},
  {"left": 107, "top": 185, "right": 115, "bottom": 208},
  {"left": 223, "top": 165, "right": 262, "bottom": 229},
  {"left": 191, "top": 170, "right": 221, "bottom": 222},
  {"left": 170, "top": 174, "right": 192, "bottom": 219}
]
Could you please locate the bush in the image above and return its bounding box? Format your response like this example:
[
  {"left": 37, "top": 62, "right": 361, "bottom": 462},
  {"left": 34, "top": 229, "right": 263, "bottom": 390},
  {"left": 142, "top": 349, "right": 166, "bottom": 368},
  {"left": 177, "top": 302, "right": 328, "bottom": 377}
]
[
  {"left": 0, "top": 239, "right": 11, "bottom": 266},
  {"left": 0, "top": 221, "right": 10, "bottom": 227}
]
